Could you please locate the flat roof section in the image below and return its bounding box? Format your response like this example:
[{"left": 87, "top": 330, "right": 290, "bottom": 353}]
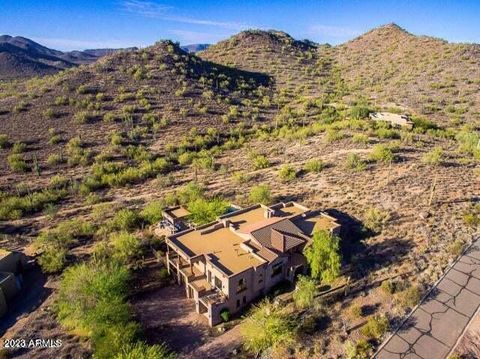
[
  {"left": 292, "top": 213, "right": 340, "bottom": 236},
  {"left": 171, "top": 226, "right": 264, "bottom": 275},
  {"left": 165, "top": 206, "right": 191, "bottom": 219},
  {"left": 275, "top": 204, "right": 306, "bottom": 217},
  {"left": 225, "top": 206, "right": 269, "bottom": 231}
]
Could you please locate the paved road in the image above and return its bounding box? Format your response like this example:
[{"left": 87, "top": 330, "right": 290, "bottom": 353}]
[{"left": 376, "top": 238, "right": 480, "bottom": 359}]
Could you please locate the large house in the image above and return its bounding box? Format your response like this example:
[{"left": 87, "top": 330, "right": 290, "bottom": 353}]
[{"left": 165, "top": 202, "right": 341, "bottom": 326}]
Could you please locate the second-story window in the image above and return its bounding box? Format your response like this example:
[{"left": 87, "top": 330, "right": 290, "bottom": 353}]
[
  {"left": 271, "top": 263, "right": 283, "bottom": 277},
  {"left": 236, "top": 278, "right": 247, "bottom": 293},
  {"left": 214, "top": 276, "right": 222, "bottom": 290}
]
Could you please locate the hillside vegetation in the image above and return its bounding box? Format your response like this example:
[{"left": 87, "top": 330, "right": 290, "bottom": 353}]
[{"left": 0, "top": 24, "right": 479, "bottom": 359}]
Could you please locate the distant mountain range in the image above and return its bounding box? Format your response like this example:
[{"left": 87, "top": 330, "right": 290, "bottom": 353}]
[
  {"left": 180, "top": 44, "right": 210, "bottom": 53},
  {"left": 0, "top": 35, "right": 137, "bottom": 80}
]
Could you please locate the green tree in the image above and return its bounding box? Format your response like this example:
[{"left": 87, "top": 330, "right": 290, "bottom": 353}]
[
  {"left": 110, "top": 232, "right": 142, "bottom": 265},
  {"left": 304, "top": 230, "right": 341, "bottom": 283},
  {"left": 187, "top": 198, "right": 228, "bottom": 225},
  {"left": 293, "top": 276, "right": 318, "bottom": 309},
  {"left": 249, "top": 184, "right": 272, "bottom": 205},
  {"left": 241, "top": 299, "right": 295, "bottom": 355},
  {"left": 140, "top": 201, "right": 165, "bottom": 225}
]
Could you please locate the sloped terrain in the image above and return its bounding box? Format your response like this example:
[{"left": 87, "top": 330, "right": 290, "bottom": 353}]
[
  {"left": 0, "top": 24, "right": 479, "bottom": 359},
  {"left": 0, "top": 35, "right": 134, "bottom": 80},
  {"left": 200, "top": 30, "right": 333, "bottom": 99},
  {"left": 335, "top": 24, "right": 480, "bottom": 126}
]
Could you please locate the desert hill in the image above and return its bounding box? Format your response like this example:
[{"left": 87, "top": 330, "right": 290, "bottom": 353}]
[
  {"left": 0, "top": 40, "right": 271, "bottom": 180},
  {"left": 0, "top": 24, "right": 479, "bottom": 359},
  {"left": 201, "top": 25, "right": 480, "bottom": 126},
  {"left": 0, "top": 35, "right": 135, "bottom": 80},
  {"left": 335, "top": 23, "right": 480, "bottom": 126}
]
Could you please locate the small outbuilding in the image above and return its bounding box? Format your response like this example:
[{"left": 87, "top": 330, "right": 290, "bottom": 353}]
[{"left": 369, "top": 112, "right": 414, "bottom": 129}]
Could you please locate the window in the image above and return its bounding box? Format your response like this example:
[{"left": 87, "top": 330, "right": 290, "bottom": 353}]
[
  {"left": 271, "top": 263, "right": 283, "bottom": 277},
  {"left": 258, "top": 273, "right": 263, "bottom": 284},
  {"left": 243, "top": 296, "right": 246, "bottom": 304},
  {"left": 236, "top": 299, "right": 240, "bottom": 308},
  {"left": 214, "top": 276, "right": 222, "bottom": 290},
  {"left": 236, "top": 278, "right": 247, "bottom": 293}
]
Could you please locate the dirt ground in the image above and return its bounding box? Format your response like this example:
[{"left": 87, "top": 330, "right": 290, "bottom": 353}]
[{"left": 132, "top": 284, "right": 212, "bottom": 354}]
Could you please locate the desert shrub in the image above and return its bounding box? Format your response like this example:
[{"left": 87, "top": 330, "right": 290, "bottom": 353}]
[
  {"left": 369, "top": 144, "right": 395, "bottom": 164},
  {"left": 463, "top": 206, "right": 480, "bottom": 227},
  {"left": 84, "top": 193, "right": 101, "bottom": 205},
  {"left": 43, "top": 108, "right": 58, "bottom": 119},
  {"left": 249, "top": 184, "right": 272, "bottom": 205},
  {"left": 364, "top": 207, "right": 390, "bottom": 232},
  {"left": 35, "top": 219, "right": 94, "bottom": 273},
  {"left": 352, "top": 133, "right": 369, "bottom": 144},
  {"left": 0, "top": 134, "right": 9, "bottom": 149},
  {"left": 411, "top": 116, "right": 438, "bottom": 132},
  {"left": 187, "top": 198, "right": 228, "bottom": 225},
  {"left": 109, "top": 232, "right": 142, "bottom": 265},
  {"left": 361, "top": 315, "right": 389, "bottom": 339},
  {"left": 114, "top": 342, "right": 175, "bottom": 359},
  {"left": 7, "top": 154, "right": 28, "bottom": 172},
  {"left": 422, "top": 147, "right": 443, "bottom": 166},
  {"left": 350, "top": 105, "right": 371, "bottom": 120},
  {"left": 177, "top": 182, "right": 204, "bottom": 204},
  {"left": 55, "top": 262, "right": 138, "bottom": 357},
  {"left": 140, "top": 201, "right": 165, "bottom": 225},
  {"left": 13, "top": 101, "right": 28, "bottom": 113},
  {"left": 12, "top": 142, "right": 26, "bottom": 153},
  {"left": 304, "top": 159, "right": 324, "bottom": 173},
  {"left": 178, "top": 152, "right": 194, "bottom": 166},
  {"left": 103, "top": 112, "right": 117, "bottom": 122},
  {"left": 232, "top": 171, "right": 251, "bottom": 184},
  {"left": 105, "top": 209, "right": 140, "bottom": 232},
  {"left": 252, "top": 154, "right": 270, "bottom": 170},
  {"left": 349, "top": 304, "right": 363, "bottom": 319},
  {"left": 448, "top": 239, "right": 465, "bottom": 257},
  {"left": 293, "top": 276, "right": 317, "bottom": 309},
  {"left": 375, "top": 128, "right": 400, "bottom": 139},
  {"left": 304, "top": 230, "right": 341, "bottom": 283},
  {"left": 455, "top": 130, "right": 480, "bottom": 158},
  {"left": 380, "top": 280, "right": 395, "bottom": 295},
  {"left": 220, "top": 309, "right": 230, "bottom": 322},
  {"left": 48, "top": 133, "right": 62, "bottom": 145},
  {"left": 192, "top": 153, "right": 214, "bottom": 170},
  {"left": 398, "top": 285, "right": 421, "bottom": 308},
  {"left": 0, "top": 188, "right": 67, "bottom": 220},
  {"left": 110, "top": 132, "right": 124, "bottom": 146},
  {"left": 38, "top": 246, "right": 68, "bottom": 273},
  {"left": 325, "top": 128, "right": 344, "bottom": 143},
  {"left": 241, "top": 299, "right": 296, "bottom": 355},
  {"left": 278, "top": 164, "right": 297, "bottom": 182},
  {"left": 50, "top": 175, "right": 69, "bottom": 188},
  {"left": 74, "top": 111, "right": 96, "bottom": 124},
  {"left": 345, "top": 153, "right": 366, "bottom": 171},
  {"left": 344, "top": 339, "right": 372, "bottom": 359}
]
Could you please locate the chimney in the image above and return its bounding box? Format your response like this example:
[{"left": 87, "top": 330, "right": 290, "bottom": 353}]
[{"left": 264, "top": 208, "right": 273, "bottom": 219}]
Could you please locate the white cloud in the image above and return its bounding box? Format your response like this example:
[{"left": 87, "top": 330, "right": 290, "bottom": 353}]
[
  {"left": 307, "top": 24, "right": 361, "bottom": 39},
  {"left": 169, "top": 29, "right": 227, "bottom": 44},
  {"left": 31, "top": 37, "right": 145, "bottom": 51},
  {"left": 121, "top": 0, "right": 250, "bottom": 30}
]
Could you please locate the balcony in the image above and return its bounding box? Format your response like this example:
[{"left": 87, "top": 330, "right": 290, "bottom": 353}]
[{"left": 199, "top": 288, "right": 226, "bottom": 306}]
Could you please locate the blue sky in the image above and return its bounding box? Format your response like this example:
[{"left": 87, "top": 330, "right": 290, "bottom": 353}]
[{"left": 1, "top": 0, "right": 479, "bottom": 51}]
